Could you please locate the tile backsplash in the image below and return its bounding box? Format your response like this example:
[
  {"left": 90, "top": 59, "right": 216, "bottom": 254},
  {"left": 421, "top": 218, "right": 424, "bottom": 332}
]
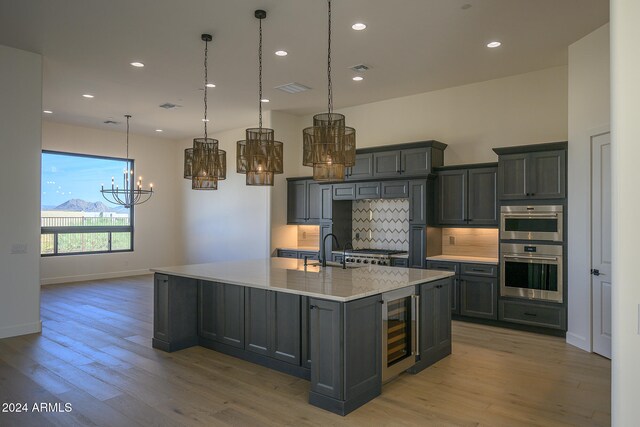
[
  {"left": 352, "top": 199, "right": 409, "bottom": 251},
  {"left": 441, "top": 227, "right": 499, "bottom": 258}
]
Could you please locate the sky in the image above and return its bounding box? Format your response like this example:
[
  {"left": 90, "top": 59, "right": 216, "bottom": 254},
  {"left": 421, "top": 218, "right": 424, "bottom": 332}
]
[{"left": 41, "top": 152, "right": 130, "bottom": 208}]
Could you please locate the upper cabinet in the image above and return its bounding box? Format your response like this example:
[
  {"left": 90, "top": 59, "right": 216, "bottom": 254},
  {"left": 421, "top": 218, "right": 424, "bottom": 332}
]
[
  {"left": 494, "top": 142, "right": 567, "bottom": 201},
  {"left": 436, "top": 165, "right": 498, "bottom": 226},
  {"left": 287, "top": 179, "right": 332, "bottom": 224},
  {"left": 370, "top": 143, "right": 445, "bottom": 178},
  {"left": 345, "top": 153, "right": 374, "bottom": 181}
]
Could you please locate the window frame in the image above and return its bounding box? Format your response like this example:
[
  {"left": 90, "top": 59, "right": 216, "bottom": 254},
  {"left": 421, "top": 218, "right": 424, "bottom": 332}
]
[{"left": 41, "top": 150, "right": 135, "bottom": 257}]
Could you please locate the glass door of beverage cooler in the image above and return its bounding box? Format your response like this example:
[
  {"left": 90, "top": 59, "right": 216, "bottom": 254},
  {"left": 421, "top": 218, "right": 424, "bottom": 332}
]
[{"left": 382, "top": 287, "right": 419, "bottom": 382}]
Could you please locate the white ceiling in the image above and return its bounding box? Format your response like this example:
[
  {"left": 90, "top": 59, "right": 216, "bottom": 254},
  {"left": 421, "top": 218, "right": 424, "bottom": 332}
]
[{"left": 0, "top": 0, "right": 608, "bottom": 139}]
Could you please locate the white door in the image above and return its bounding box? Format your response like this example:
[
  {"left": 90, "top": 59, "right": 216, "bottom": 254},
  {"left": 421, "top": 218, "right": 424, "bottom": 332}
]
[{"left": 591, "top": 131, "right": 612, "bottom": 359}]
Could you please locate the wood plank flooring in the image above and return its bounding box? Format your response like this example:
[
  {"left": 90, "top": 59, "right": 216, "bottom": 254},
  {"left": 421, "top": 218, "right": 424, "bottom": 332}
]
[{"left": 0, "top": 275, "right": 610, "bottom": 426}]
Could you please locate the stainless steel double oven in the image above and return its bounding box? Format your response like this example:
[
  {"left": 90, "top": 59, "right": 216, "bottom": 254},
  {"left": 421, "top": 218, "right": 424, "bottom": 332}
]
[{"left": 500, "top": 205, "right": 564, "bottom": 303}]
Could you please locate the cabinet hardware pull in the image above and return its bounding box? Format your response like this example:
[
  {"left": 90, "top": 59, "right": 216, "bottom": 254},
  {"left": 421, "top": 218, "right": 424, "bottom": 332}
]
[
  {"left": 309, "top": 305, "right": 317, "bottom": 309},
  {"left": 471, "top": 268, "right": 485, "bottom": 271},
  {"left": 523, "top": 312, "right": 537, "bottom": 317}
]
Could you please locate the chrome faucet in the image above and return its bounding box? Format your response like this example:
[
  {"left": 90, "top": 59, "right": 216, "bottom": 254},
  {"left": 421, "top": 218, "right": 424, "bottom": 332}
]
[
  {"left": 342, "top": 242, "right": 354, "bottom": 269},
  {"left": 320, "top": 233, "right": 340, "bottom": 267}
]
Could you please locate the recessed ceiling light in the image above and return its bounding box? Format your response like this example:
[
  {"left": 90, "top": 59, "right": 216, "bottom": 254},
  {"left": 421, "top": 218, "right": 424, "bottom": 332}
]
[
  {"left": 43, "top": 110, "right": 53, "bottom": 114},
  {"left": 275, "top": 50, "right": 288, "bottom": 57},
  {"left": 205, "top": 83, "right": 216, "bottom": 88},
  {"left": 352, "top": 76, "right": 364, "bottom": 81},
  {"left": 130, "top": 62, "right": 145, "bottom": 67},
  {"left": 202, "top": 118, "right": 210, "bottom": 122},
  {"left": 487, "top": 41, "right": 502, "bottom": 48},
  {"left": 82, "top": 94, "right": 94, "bottom": 98},
  {"left": 261, "top": 98, "right": 270, "bottom": 103},
  {"left": 352, "top": 23, "right": 367, "bottom": 31},
  {"left": 155, "top": 129, "right": 163, "bottom": 132}
]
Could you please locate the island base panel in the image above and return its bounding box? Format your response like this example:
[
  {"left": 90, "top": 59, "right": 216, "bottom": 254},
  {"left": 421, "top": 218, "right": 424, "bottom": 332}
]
[{"left": 309, "top": 386, "right": 382, "bottom": 416}]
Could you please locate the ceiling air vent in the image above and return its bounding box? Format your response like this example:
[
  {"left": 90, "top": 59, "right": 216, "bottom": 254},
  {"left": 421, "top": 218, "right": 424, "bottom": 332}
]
[
  {"left": 349, "top": 64, "right": 370, "bottom": 72},
  {"left": 275, "top": 82, "right": 312, "bottom": 94},
  {"left": 103, "top": 120, "right": 120, "bottom": 125},
  {"left": 159, "top": 102, "right": 182, "bottom": 109}
]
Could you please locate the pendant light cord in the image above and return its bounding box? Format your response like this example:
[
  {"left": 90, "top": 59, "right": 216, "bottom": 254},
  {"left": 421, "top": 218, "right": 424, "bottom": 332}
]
[
  {"left": 327, "top": 0, "right": 333, "bottom": 117},
  {"left": 125, "top": 114, "right": 131, "bottom": 160},
  {"left": 259, "top": 16, "right": 263, "bottom": 129},
  {"left": 204, "top": 38, "right": 209, "bottom": 139}
]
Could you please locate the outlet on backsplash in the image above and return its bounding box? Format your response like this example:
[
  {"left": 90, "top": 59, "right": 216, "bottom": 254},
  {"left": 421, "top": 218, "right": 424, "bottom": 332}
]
[{"left": 449, "top": 236, "right": 456, "bottom": 245}]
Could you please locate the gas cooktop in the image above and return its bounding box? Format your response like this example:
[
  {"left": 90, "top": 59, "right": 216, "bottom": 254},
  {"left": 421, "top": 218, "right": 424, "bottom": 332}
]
[{"left": 346, "top": 249, "right": 407, "bottom": 256}]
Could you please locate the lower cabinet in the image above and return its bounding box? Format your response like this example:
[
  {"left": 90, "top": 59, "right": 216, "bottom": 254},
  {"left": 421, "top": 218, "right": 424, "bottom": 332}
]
[
  {"left": 459, "top": 275, "right": 498, "bottom": 320},
  {"left": 153, "top": 274, "right": 199, "bottom": 352},
  {"left": 390, "top": 257, "right": 409, "bottom": 267},
  {"left": 199, "top": 281, "right": 245, "bottom": 348},
  {"left": 409, "top": 225, "right": 426, "bottom": 268},
  {"left": 415, "top": 278, "right": 452, "bottom": 368},
  {"left": 499, "top": 299, "right": 566, "bottom": 330}
]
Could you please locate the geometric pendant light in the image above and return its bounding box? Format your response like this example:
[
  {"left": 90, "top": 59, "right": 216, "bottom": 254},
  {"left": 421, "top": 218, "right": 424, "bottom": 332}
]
[
  {"left": 302, "top": 0, "right": 356, "bottom": 182},
  {"left": 236, "top": 10, "right": 284, "bottom": 186},
  {"left": 183, "top": 34, "right": 227, "bottom": 190}
]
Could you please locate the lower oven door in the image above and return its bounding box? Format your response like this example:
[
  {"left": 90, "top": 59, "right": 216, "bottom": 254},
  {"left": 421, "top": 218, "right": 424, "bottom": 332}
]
[
  {"left": 500, "top": 244, "right": 563, "bottom": 303},
  {"left": 382, "top": 287, "right": 419, "bottom": 383}
]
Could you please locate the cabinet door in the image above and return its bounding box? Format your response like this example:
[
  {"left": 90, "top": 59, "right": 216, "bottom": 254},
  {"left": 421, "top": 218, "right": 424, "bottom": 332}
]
[
  {"left": 346, "top": 153, "right": 374, "bottom": 181},
  {"left": 459, "top": 276, "right": 497, "bottom": 320},
  {"left": 355, "top": 182, "right": 381, "bottom": 199},
  {"left": 373, "top": 151, "right": 401, "bottom": 177},
  {"left": 269, "top": 292, "right": 301, "bottom": 365},
  {"left": 309, "top": 298, "right": 344, "bottom": 400},
  {"left": 301, "top": 296, "right": 312, "bottom": 369},
  {"left": 278, "top": 250, "right": 298, "bottom": 259},
  {"left": 198, "top": 281, "right": 219, "bottom": 341},
  {"left": 409, "top": 225, "right": 426, "bottom": 268},
  {"left": 333, "top": 183, "right": 356, "bottom": 200},
  {"left": 528, "top": 150, "right": 566, "bottom": 199},
  {"left": 418, "top": 282, "right": 437, "bottom": 359},
  {"left": 498, "top": 153, "right": 528, "bottom": 200},
  {"left": 154, "top": 274, "right": 170, "bottom": 342},
  {"left": 438, "top": 170, "right": 467, "bottom": 225},
  {"left": 217, "top": 284, "right": 245, "bottom": 348},
  {"left": 401, "top": 147, "right": 431, "bottom": 176},
  {"left": 381, "top": 181, "right": 409, "bottom": 199},
  {"left": 467, "top": 167, "right": 498, "bottom": 225},
  {"left": 435, "top": 281, "right": 452, "bottom": 349},
  {"left": 287, "top": 180, "right": 308, "bottom": 223},
  {"left": 320, "top": 185, "right": 333, "bottom": 221},
  {"left": 244, "top": 288, "right": 269, "bottom": 356},
  {"left": 451, "top": 278, "right": 460, "bottom": 315},
  {"left": 408, "top": 180, "right": 427, "bottom": 225},
  {"left": 307, "top": 181, "right": 322, "bottom": 223}
]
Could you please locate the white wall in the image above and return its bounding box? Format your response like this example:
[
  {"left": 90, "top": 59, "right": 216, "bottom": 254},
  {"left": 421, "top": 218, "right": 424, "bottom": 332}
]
[
  {"left": 0, "top": 46, "right": 42, "bottom": 338},
  {"left": 566, "top": 24, "right": 610, "bottom": 351},
  {"left": 611, "top": 1, "right": 640, "bottom": 423},
  {"left": 40, "top": 121, "right": 181, "bottom": 284},
  {"left": 178, "top": 121, "right": 271, "bottom": 263},
  {"left": 302, "top": 66, "right": 569, "bottom": 165}
]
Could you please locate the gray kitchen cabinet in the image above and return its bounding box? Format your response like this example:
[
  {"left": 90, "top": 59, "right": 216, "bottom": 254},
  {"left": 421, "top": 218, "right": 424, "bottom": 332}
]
[
  {"left": 153, "top": 274, "right": 198, "bottom": 352},
  {"left": 346, "top": 153, "right": 374, "bottom": 181},
  {"left": 298, "top": 251, "right": 319, "bottom": 261},
  {"left": 436, "top": 166, "right": 497, "bottom": 226},
  {"left": 320, "top": 223, "right": 336, "bottom": 261},
  {"left": 499, "top": 299, "right": 566, "bottom": 330},
  {"left": 390, "top": 257, "right": 409, "bottom": 267},
  {"left": 409, "top": 180, "right": 427, "bottom": 225},
  {"left": 355, "top": 182, "right": 381, "bottom": 199},
  {"left": 309, "top": 295, "right": 381, "bottom": 415},
  {"left": 414, "top": 278, "right": 451, "bottom": 368},
  {"left": 301, "top": 296, "right": 312, "bottom": 369},
  {"left": 373, "top": 150, "right": 401, "bottom": 177},
  {"left": 198, "top": 281, "right": 245, "bottom": 349},
  {"left": 401, "top": 147, "right": 432, "bottom": 176},
  {"left": 287, "top": 180, "right": 333, "bottom": 224},
  {"left": 459, "top": 275, "right": 497, "bottom": 320},
  {"left": 269, "top": 291, "right": 301, "bottom": 365},
  {"left": 244, "top": 288, "right": 270, "bottom": 356},
  {"left": 409, "top": 225, "right": 426, "bottom": 268},
  {"left": 425, "top": 261, "right": 459, "bottom": 315},
  {"left": 277, "top": 249, "right": 298, "bottom": 258},
  {"left": 332, "top": 183, "right": 356, "bottom": 200},
  {"left": 381, "top": 180, "right": 409, "bottom": 199},
  {"left": 494, "top": 143, "right": 567, "bottom": 201}
]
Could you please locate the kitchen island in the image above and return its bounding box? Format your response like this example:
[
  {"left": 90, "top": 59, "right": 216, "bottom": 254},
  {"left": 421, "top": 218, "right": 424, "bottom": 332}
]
[{"left": 151, "top": 258, "right": 454, "bottom": 415}]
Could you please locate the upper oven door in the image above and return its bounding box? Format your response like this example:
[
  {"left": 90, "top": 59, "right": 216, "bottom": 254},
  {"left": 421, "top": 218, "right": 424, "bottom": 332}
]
[{"left": 500, "top": 205, "right": 563, "bottom": 242}]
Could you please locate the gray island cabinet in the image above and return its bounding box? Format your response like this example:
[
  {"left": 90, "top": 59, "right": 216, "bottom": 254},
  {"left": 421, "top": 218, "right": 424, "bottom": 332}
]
[{"left": 151, "top": 258, "right": 453, "bottom": 416}]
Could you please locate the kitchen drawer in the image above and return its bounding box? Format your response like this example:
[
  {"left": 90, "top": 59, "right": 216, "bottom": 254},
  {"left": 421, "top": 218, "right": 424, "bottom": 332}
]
[
  {"left": 460, "top": 263, "right": 497, "bottom": 277},
  {"left": 499, "top": 300, "right": 566, "bottom": 330},
  {"left": 426, "top": 261, "right": 459, "bottom": 274},
  {"left": 391, "top": 258, "right": 408, "bottom": 268},
  {"left": 277, "top": 250, "right": 298, "bottom": 259},
  {"left": 298, "top": 251, "right": 319, "bottom": 261}
]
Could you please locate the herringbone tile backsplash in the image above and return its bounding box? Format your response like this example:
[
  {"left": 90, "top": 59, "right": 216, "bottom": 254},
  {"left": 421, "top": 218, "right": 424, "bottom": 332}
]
[{"left": 352, "top": 199, "right": 409, "bottom": 251}]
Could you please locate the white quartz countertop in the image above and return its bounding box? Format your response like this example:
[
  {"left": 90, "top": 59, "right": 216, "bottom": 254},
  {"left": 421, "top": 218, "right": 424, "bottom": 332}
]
[
  {"left": 426, "top": 255, "right": 499, "bottom": 265},
  {"left": 151, "top": 258, "right": 454, "bottom": 302}
]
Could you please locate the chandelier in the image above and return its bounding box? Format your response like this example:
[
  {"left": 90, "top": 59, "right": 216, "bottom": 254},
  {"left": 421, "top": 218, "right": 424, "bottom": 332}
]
[
  {"left": 236, "top": 10, "right": 284, "bottom": 186},
  {"left": 183, "top": 34, "right": 226, "bottom": 190},
  {"left": 101, "top": 115, "right": 154, "bottom": 208},
  {"left": 302, "top": 0, "right": 356, "bottom": 181}
]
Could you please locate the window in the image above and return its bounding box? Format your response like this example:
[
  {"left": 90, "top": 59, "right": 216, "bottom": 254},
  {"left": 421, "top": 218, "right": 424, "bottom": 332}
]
[{"left": 41, "top": 151, "right": 134, "bottom": 256}]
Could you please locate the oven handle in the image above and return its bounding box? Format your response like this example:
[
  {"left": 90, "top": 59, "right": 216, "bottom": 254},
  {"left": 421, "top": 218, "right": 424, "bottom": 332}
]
[
  {"left": 412, "top": 294, "right": 420, "bottom": 357},
  {"left": 503, "top": 255, "right": 559, "bottom": 262},
  {"left": 502, "top": 213, "right": 559, "bottom": 218}
]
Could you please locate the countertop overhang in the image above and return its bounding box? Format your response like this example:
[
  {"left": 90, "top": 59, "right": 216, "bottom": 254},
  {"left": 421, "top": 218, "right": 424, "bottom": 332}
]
[{"left": 151, "top": 258, "right": 454, "bottom": 302}]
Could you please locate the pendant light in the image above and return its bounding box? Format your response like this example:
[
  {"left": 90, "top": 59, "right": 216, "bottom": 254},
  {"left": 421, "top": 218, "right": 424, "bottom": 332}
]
[
  {"left": 302, "top": 0, "right": 356, "bottom": 182},
  {"left": 101, "top": 115, "right": 154, "bottom": 208},
  {"left": 236, "top": 10, "right": 284, "bottom": 186},
  {"left": 183, "top": 34, "right": 227, "bottom": 190}
]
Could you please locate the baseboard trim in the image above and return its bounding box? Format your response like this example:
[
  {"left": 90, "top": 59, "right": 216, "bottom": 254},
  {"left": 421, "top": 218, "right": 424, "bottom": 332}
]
[
  {"left": 566, "top": 331, "right": 590, "bottom": 352},
  {"left": 40, "top": 269, "right": 151, "bottom": 285},
  {"left": 0, "top": 320, "right": 42, "bottom": 339}
]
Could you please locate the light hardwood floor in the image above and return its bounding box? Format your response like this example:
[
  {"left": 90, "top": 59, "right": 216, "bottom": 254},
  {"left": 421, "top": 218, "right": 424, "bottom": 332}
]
[{"left": 0, "top": 275, "right": 610, "bottom": 426}]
